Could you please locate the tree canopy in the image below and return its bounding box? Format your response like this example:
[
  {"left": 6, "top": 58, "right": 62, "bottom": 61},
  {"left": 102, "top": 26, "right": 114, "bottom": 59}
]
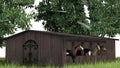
[
  {"left": 35, "top": 0, "right": 89, "bottom": 35},
  {"left": 88, "top": 0, "right": 120, "bottom": 37},
  {"left": 35, "top": 0, "right": 120, "bottom": 37},
  {"left": 0, "top": 0, "right": 34, "bottom": 47}
]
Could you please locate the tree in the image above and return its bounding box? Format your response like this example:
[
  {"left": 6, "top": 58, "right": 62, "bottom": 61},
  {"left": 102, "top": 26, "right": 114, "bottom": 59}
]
[
  {"left": 35, "top": 0, "right": 120, "bottom": 37},
  {"left": 0, "top": 0, "right": 34, "bottom": 47},
  {"left": 35, "top": 0, "right": 90, "bottom": 35},
  {"left": 88, "top": 0, "right": 120, "bottom": 37}
]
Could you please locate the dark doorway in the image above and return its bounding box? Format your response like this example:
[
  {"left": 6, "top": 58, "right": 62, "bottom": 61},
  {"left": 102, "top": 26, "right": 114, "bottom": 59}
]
[{"left": 23, "top": 40, "right": 38, "bottom": 64}]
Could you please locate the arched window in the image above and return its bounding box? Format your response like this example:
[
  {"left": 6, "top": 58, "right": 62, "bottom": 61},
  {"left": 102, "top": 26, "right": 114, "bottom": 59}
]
[{"left": 23, "top": 40, "right": 38, "bottom": 64}]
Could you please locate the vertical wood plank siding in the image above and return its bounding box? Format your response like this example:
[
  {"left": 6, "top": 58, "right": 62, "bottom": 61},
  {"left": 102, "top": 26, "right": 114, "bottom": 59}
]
[{"left": 5, "top": 30, "right": 116, "bottom": 66}]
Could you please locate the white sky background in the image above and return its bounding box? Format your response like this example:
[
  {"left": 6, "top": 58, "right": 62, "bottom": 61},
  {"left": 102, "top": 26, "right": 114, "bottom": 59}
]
[{"left": 0, "top": 0, "right": 120, "bottom": 58}]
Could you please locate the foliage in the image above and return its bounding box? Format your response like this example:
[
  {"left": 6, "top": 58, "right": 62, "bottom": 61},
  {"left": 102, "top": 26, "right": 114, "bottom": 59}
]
[
  {"left": 35, "top": 0, "right": 90, "bottom": 35},
  {"left": 35, "top": 0, "right": 120, "bottom": 37},
  {"left": 0, "top": 0, "right": 34, "bottom": 47},
  {"left": 88, "top": 0, "right": 120, "bottom": 37}
]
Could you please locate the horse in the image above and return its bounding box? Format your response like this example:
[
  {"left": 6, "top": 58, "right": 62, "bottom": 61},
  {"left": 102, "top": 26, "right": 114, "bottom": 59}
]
[
  {"left": 66, "top": 49, "right": 76, "bottom": 62},
  {"left": 74, "top": 44, "right": 92, "bottom": 56},
  {"left": 92, "top": 45, "right": 107, "bottom": 56},
  {"left": 66, "top": 44, "right": 91, "bottom": 63},
  {"left": 66, "top": 43, "right": 107, "bottom": 63}
]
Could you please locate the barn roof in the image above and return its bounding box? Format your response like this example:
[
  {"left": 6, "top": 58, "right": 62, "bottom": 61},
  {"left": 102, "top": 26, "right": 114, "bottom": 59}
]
[{"left": 5, "top": 30, "right": 118, "bottom": 41}]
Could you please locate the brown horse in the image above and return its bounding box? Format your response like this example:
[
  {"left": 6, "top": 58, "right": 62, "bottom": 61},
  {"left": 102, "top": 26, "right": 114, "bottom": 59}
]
[
  {"left": 92, "top": 45, "right": 107, "bottom": 56},
  {"left": 66, "top": 43, "right": 85, "bottom": 62},
  {"left": 66, "top": 43, "right": 107, "bottom": 63},
  {"left": 74, "top": 44, "right": 92, "bottom": 56}
]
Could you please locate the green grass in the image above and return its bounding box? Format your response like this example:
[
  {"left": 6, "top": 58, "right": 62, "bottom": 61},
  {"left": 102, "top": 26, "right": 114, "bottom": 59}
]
[
  {"left": 0, "top": 58, "right": 120, "bottom": 68},
  {"left": 64, "top": 60, "right": 120, "bottom": 68}
]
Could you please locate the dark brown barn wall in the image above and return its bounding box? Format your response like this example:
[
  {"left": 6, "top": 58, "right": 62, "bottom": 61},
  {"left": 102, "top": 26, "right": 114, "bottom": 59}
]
[
  {"left": 6, "top": 32, "right": 25, "bottom": 63},
  {"left": 37, "top": 32, "right": 52, "bottom": 65},
  {"left": 105, "top": 39, "right": 115, "bottom": 61},
  {"left": 26, "top": 31, "right": 65, "bottom": 65},
  {"left": 6, "top": 30, "right": 116, "bottom": 66},
  {"left": 15, "top": 33, "right": 25, "bottom": 63},
  {"left": 6, "top": 38, "right": 16, "bottom": 62},
  {"left": 38, "top": 34, "right": 64, "bottom": 65}
]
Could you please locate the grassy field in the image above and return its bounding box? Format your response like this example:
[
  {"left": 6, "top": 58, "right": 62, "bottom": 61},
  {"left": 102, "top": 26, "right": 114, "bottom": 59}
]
[{"left": 0, "top": 58, "right": 120, "bottom": 68}]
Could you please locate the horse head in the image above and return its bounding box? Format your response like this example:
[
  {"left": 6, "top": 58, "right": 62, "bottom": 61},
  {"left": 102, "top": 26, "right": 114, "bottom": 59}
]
[
  {"left": 99, "top": 45, "right": 107, "bottom": 52},
  {"left": 93, "top": 44, "right": 107, "bottom": 56},
  {"left": 74, "top": 44, "right": 84, "bottom": 56}
]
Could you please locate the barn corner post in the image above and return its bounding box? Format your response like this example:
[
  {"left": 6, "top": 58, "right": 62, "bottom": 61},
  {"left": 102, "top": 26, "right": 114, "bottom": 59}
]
[
  {"left": 111, "top": 39, "right": 117, "bottom": 60},
  {"left": 5, "top": 39, "right": 9, "bottom": 63}
]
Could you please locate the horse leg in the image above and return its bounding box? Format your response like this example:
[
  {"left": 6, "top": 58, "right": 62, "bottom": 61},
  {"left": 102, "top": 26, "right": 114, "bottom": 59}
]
[
  {"left": 71, "top": 55, "right": 76, "bottom": 63},
  {"left": 88, "top": 51, "right": 92, "bottom": 56},
  {"left": 85, "top": 53, "right": 87, "bottom": 56}
]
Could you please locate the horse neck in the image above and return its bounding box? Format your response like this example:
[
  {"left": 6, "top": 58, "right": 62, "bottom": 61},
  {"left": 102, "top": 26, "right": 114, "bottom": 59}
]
[
  {"left": 74, "top": 46, "right": 79, "bottom": 55},
  {"left": 93, "top": 46, "right": 100, "bottom": 56},
  {"left": 80, "top": 45, "right": 84, "bottom": 50},
  {"left": 74, "top": 45, "right": 83, "bottom": 55}
]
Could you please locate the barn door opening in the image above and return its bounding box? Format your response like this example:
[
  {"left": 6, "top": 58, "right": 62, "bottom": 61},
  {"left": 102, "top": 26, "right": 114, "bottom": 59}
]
[{"left": 23, "top": 40, "right": 38, "bottom": 64}]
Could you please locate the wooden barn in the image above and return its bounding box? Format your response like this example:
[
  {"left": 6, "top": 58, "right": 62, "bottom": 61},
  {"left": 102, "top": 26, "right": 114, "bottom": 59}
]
[{"left": 5, "top": 30, "right": 117, "bottom": 66}]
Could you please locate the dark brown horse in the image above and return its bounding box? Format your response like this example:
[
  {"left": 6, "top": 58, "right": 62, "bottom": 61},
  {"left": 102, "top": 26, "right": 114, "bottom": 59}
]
[
  {"left": 66, "top": 47, "right": 91, "bottom": 63},
  {"left": 74, "top": 44, "right": 92, "bottom": 56},
  {"left": 66, "top": 49, "right": 76, "bottom": 62},
  {"left": 66, "top": 43, "right": 92, "bottom": 63}
]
